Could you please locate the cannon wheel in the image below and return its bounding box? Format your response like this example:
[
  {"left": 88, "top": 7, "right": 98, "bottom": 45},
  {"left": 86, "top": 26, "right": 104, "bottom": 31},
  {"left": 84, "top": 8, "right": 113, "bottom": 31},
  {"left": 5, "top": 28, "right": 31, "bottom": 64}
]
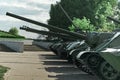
[
  {"left": 98, "top": 61, "right": 120, "bottom": 80},
  {"left": 74, "top": 57, "right": 93, "bottom": 75},
  {"left": 86, "top": 53, "right": 120, "bottom": 80}
]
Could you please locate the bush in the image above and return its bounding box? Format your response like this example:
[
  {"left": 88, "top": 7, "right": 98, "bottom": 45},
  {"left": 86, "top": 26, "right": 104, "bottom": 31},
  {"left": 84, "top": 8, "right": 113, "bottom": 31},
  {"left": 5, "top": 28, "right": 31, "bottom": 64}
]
[
  {"left": 69, "top": 17, "right": 95, "bottom": 32},
  {"left": 0, "top": 31, "right": 25, "bottom": 39},
  {"left": 0, "top": 65, "right": 10, "bottom": 80},
  {"left": 69, "top": 17, "right": 117, "bottom": 32},
  {"left": 9, "top": 27, "right": 18, "bottom": 35}
]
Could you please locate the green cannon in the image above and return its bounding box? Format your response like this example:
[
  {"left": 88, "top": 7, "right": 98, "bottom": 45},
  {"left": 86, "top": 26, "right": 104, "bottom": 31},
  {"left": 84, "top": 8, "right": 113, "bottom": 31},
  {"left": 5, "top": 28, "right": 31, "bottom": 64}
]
[
  {"left": 6, "top": 12, "right": 114, "bottom": 48},
  {"left": 75, "top": 17, "right": 120, "bottom": 80},
  {"left": 6, "top": 12, "right": 86, "bottom": 40},
  {"left": 20, "top": 26, "right": 75, "bottom": 41},
  {"left": 6, "top": 12, "right": 120, "bottom": 80}
]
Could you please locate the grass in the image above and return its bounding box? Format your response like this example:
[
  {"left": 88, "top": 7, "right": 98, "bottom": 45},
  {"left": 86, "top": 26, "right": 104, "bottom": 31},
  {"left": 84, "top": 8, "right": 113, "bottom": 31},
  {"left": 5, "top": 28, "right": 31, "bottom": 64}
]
[
  {"left": 0, "top": 31, "right": 25, "bottom": 39},
  {"left": 0, "top": 65, "right": 10, "bottom": 80}
]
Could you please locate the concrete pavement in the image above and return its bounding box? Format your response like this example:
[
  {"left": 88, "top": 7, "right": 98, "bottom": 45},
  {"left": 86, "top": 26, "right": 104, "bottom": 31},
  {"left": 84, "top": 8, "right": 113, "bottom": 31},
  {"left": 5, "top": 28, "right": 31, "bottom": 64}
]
[{"left": 0, "top": 51, "right": 99, "bottom": 80}]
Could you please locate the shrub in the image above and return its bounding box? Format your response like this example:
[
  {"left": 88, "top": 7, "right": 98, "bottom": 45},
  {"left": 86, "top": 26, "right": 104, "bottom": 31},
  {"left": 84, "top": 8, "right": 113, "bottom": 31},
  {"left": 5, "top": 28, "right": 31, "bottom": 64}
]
[
  {"left": 9, "top": 27, "right": 18, "bottom": 35},
  {"left": 69, "top": 17, "right": 95, "bottom": 32}
]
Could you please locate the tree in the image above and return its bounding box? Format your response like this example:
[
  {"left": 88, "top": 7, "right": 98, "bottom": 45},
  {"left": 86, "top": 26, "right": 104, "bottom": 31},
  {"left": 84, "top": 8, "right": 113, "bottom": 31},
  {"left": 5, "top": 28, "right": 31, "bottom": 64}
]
[
  {"left": 69, "top": 17, "right": 95, "bottom": 32},
  {"left": 69, "top": 17, "right": 116, "bottom": 32},
  {"left": 48, "top": 0, "right": 117, "bottom": 31},
  {"left": 9, "top": 27, "right": 18, "bottom": 35}
]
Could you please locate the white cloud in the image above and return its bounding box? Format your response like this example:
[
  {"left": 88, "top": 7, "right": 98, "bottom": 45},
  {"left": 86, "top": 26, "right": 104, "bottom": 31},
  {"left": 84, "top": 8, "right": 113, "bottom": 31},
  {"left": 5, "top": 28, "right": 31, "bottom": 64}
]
[
  {"left": 27, "top": 0, "right": 60, "bottom": 4},
  {"left": 0, "top": 12, "right": 49, "bottom": 23},
  {"left": 0, "top": 15, "right": 20, "bottom": 21},
  {"left": 0, "top": 0, "right": 60, "bottom": 38},
  {"left": 24, "top": 12, "right": 50, "bottom": 23},
  {"left": 0, "top": 2, "right": 44, "bottom": 11}
]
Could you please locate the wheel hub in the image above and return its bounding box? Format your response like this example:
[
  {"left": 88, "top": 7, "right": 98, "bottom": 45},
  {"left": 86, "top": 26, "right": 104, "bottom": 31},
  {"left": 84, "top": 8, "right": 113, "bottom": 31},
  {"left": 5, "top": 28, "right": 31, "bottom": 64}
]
[
  {"left": 100, "top": 61, "right": 119, "bottom": 80},
  {"left": 87, "top": 54, "right": 100, "bottom": 67}
]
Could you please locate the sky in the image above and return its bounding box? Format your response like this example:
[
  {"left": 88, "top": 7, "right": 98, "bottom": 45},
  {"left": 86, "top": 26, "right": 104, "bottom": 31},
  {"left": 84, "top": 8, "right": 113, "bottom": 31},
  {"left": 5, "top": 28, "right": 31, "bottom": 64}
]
[{"left": 0, "top": 0, "right": 60, "bottom": 38}]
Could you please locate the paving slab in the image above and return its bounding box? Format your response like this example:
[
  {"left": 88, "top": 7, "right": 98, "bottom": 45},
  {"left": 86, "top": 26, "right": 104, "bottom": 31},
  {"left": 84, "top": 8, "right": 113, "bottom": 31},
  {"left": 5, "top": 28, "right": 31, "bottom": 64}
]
[{"left": 0, "top": 51, "right": 99, "bottom": 80}]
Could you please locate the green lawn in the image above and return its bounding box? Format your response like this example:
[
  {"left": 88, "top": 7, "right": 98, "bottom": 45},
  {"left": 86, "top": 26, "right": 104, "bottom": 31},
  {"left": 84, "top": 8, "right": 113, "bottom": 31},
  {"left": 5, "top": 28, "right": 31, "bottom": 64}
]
[
  {"left": 0, "top": 65, "right": 10, "bottom": 80},
  {"left": 0, "top": 31, "right": 25, "bottom": 39}
]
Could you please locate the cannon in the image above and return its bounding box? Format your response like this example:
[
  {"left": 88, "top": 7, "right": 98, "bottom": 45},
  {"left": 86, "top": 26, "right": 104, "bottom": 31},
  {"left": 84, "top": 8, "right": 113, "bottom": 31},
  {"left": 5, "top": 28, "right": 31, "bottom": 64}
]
[
  {"left": 5, "top": 13, "right": 113, "bottom": 56},
  {"left": 49, "top": 40, "right": 88, "bottom": 59},
  {"left": 6, "top": 12, "right": 114, "bottom": 47},
  {"left": 20, "top": 26, "right": 79, "bottom": 57},
  {"left": 6, "top": 12, "right": 88, "bottom": 60},
  {"left": 20, "top": 26, "right": 77, "bottom": 57},
  {"left": 76, "top": 32, "right": 120, "bottom": 80},
  {"left": 6, "top": 12, "right": 86, "bottom": 40},
  {"left": 20, "top": 26, "right": 76, "bottom": 41},
  {"left": 75, "top": 17, "right": 120, "bottom": 80},
  {"left": 6, "top": 12, "right": 120, "bottom": 80}
]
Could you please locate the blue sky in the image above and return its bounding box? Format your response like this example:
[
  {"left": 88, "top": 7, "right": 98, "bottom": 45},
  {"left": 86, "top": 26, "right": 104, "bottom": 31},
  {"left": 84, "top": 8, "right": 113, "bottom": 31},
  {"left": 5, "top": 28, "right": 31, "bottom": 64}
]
[{"left": 0, "top": 0, "right": 60, "bottom": 38}]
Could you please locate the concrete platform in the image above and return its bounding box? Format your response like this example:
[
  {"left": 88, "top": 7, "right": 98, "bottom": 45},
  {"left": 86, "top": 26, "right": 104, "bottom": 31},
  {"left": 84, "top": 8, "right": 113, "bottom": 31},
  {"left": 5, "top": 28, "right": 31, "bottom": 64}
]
[{"left": 0, "top": 51, "right": 99, "bottom": 80}]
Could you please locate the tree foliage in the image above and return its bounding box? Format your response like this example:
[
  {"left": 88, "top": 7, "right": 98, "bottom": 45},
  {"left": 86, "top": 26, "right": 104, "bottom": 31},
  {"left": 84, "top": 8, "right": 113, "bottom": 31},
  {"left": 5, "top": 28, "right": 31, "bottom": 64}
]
[
  {"left": 48, "top": 0, "right": 117, "bottom": 32},
  {"left": 9, "top": 27, "right": 18, "bottom": 35},
  {"left": 69, "top": 17, "right": 95, "bottom": 32},
  {"left": 114, "top": 1, "right": 120, "bottom": 20}
]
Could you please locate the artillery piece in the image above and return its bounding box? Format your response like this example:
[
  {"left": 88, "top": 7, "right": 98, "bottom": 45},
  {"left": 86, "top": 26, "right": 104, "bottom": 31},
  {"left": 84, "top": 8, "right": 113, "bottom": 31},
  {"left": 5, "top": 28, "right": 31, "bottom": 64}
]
[
  {"left": 75, "top": 32, "right": 120, "bottom": 80},
  {"left": 6, "top": 12, "right": 120, "bottom": 80},
  {"left": 6, "top": 12, "right": 114, "bottom": 48},
  {"left": 6, "top": 12, "right": 87, "bottom": 59},
  {"left": 20, "top": 26, "right": 78, "bottom": 57},
  {"left": 20, "top": 26, "right": 76, "bottom": 41},
  {"left": 6, "top": 12, "right": 86, "bottom": 40},
  {"left": 75, "top": 17, "right": 120, "bottom": 80}
]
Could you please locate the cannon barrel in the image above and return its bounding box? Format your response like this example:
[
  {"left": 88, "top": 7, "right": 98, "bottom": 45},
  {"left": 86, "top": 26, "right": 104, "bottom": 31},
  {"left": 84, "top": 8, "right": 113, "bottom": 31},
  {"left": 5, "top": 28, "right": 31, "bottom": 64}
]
[
  {"left": 20, "top": 26, "right": 76, "bottom": 40},
  {"left": 107, "top": 16, "right": 120, "bottom": 24},
  {"left": 6, "top": 12, "right": 86, "bottom": 40}
]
